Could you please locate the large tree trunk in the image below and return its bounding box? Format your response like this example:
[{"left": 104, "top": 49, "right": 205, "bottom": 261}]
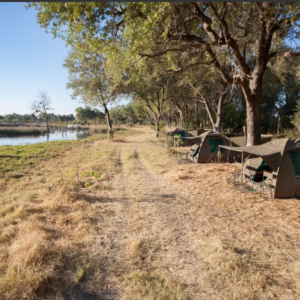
[
  {"left": 246, "top": 100, "right": 261, "bottom": 146},
  {"left": 242, "top": 74, "right": 263, "bottom": 146},
  {"left": 104, "top": 104, "right": 113, "bottom": 140}
]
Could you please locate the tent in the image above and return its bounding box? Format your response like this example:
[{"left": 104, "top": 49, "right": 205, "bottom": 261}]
[
  {"left": 227, "top": 134, "right": 273, "bottom": 147},
  {"left": 220, "top": 138, "right": 300, "bottom": 198},
  {"left": 186, "top": 131, "right": 239, "bottom": 163},
  {"left": 167, "top": 127, "right": 194, "bottom": 146}
]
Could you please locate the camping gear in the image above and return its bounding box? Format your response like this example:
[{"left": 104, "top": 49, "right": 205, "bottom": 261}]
[
  {"left": 227, "top": 134, "right": 272, "bottom": 147},
  {"left": 186, "top": 131, "right": 239, "bottom": 163},
  {"left": 227, "top": 161, "right": 243, "bottom": 185},
  {"left": 220, "top": 138, "right": 300, "bottom": 198},
  {"left": 167, "top": 127, "right": 194, "bottom": 146},
  {"left": 244, "top": 159, "right": 273, "bottom": 196},
  {"left": 189, "top": 144, "right": 200, "bottom": 162},
  {"left": 187, "top": 128, "right": 206, "bottom": 137}
]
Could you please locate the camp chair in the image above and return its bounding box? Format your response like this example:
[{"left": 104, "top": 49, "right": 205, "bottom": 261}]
[
  {"left": 178, "top": 151, "right": 190, "bottom": 163},
  {"left": 244, "top": 159, "right": 272, "bottom": 196}
]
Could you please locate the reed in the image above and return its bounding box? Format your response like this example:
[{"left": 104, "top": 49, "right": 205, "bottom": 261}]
[{"left": 0, "top": 127, "right": 46, "bottom": 137}]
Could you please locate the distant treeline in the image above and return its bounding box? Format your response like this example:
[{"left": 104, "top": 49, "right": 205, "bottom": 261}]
[{"left": 0, "top": 106, "right": 107, "bottom": 125}]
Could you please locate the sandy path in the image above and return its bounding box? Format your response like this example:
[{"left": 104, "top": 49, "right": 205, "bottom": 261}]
[
  {"left": 91, "top": 129, "right": 207, "bottom": 299},
  {"left": 81, "top": 127, "right": 300, "bottom": 299}
]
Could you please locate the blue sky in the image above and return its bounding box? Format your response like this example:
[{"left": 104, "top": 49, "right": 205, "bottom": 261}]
[{"left": 0, "top": 2, "right": 119, "bottom": 116}]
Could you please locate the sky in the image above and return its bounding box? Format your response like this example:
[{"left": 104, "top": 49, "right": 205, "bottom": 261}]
[{"left": 0, "top": 2, "right": 121, "bottom": 116}]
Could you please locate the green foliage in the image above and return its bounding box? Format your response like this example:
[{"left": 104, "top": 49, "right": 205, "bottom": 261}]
[
  {"left": 28, "top": 2, "right": 300, "bottom": 139},
  {"left": 62, "top": 168, "right": 101, "bottom": 191},
  {"left": 75, "top": 107, "right": 105, "bottom": 124},
  {"left": 282, "top": 129, "right": 300, "bottom": 139},
  {"left": 222, "top": 105, "right": 246, "bottom": 134},
  {"left": 173, "top": 134, "right": 184, "bottom": 147},
  {"left": 110, "top": 102, "right": 150, "bottom": 126},
  {"left": 165, "top": 134, "right": 184, "bottom": 147}
]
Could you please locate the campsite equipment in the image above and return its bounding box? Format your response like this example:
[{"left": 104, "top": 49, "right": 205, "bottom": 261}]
[
  {"left": 167, "top": 127, "right": 194, "bottom": 146},
  {"left": 186, "top": 131, "right": 239, "bottom": 163},
  {"left": 220, "top": 138, "right": 300, "bottom": 198},
  {"left": 227, "top": 134, "right": 272, "bottom": 147},
  {"left": 226, "top": 162, "right": 243, "bottom": 185}
]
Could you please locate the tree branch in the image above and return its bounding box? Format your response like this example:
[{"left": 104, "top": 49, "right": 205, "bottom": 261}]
[{"left": 267, "top": 50, "right": 300, "bottom": 61}]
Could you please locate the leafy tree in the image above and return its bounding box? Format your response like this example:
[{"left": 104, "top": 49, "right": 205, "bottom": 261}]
[
  {"left": 132, "top": 101, "right": 150, "bottom": 125},
  {"left": 75, "top": 107, "right": 97, "bottom": 122},
  {"left": 110, "top": 105, "right": 126, "bottom": 126},
  {"left": 64, "top": 43, "right": 119, "bottom": 139},
  {"left": 122, "top": 103, "right": 136, "bottom": 126},
  {"left": 57, "top": 114, "right": 76, "bottom": 123},
  {"left": 29, "top": 2, "right": 300, "bottom": 144},
  {"left": 123, "top": 2, "right": 300, "bottom": 145}
]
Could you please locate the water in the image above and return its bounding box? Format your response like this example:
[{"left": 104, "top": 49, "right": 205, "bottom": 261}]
[{"left": 0, "top": 130, "right": 90, "bottom": 146}]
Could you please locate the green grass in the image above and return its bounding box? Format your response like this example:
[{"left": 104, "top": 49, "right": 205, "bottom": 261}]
[
  {"left": 0, "top": 140, "right": 78, "bottom": 177},
  {"left": 0, "top": 128, "right": 137, "bottom": 179}
]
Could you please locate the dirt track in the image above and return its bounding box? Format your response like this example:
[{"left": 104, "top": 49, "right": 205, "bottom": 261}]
[
  {"left": 98, "top": 129, "right": 206, "bottom": 298},
  {"left": 90, "top": 127, "right": 300, "bottom": 299}
]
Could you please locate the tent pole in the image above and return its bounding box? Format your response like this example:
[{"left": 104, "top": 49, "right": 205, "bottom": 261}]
[{"left": 240, "top": 151, "right": 244, "bottom": 199}]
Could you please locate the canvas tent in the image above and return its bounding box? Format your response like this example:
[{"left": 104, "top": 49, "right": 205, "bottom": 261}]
[
  {"left": 228, "top": 134, "right": 273, "bottom": 147},
  {"left": 220, "top": 138, "right": 300, "bottom": 198},
  {"left": 167, "top": 127, "right": 194, "bottom": 146},
  {"left": 186, "top": 131, "right": 239, "bottom": 163}
]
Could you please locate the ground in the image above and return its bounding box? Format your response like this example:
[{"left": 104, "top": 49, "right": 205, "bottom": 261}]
[{"left": 1, "top": 126, "right": 300, "bottom": 300}]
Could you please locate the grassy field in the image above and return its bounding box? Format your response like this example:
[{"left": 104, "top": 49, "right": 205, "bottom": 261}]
[
  {"left": 0, "top": 127, "right": 132, "bottom": 179},
  {"left": 1, "top": 126, "right": 300, "bottom": 300}
]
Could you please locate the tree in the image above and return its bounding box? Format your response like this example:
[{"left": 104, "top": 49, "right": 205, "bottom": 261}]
[
  {"left": 122, "top": 103, "right": 136, "bottom": 126},
  {"left": 130, "top": 75, "right": 169, "bottom": 137},
  {"left": 125, "top": 3, "right": 300, "bottom": 145},
  {"left": 64, "top": 44, "right": 119, "bottom": 139},
  {"left": 110, "top": 105, "right": 126, "bottom": 126},
  {"left": 132, "top": 101, "right": 151, "bottom": 125},
  {"left": 75, "top": 107, "right": 98, "bottom": 122},
  {"left": 29, "top": 2, "right": 300, "bottom": 144},
  {"left": 30, "top": 91, "right": 53, "bottom": 132}
]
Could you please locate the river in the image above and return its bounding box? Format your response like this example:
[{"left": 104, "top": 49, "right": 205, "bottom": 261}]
[{"left": 0, "top": 130, "right": 90, "bottom": 146}]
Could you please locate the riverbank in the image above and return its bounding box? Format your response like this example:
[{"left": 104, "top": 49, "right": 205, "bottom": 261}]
[
  {"left": 0, "top": 124, "right": 107, "bottom": 137},
  {"left": 0, "top": 128, "right": 134, "bottom": 179}
]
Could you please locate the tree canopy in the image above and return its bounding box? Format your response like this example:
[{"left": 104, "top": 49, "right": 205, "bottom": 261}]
[{"left": 28, "top": 2, "right": 300, "bottom": 143}]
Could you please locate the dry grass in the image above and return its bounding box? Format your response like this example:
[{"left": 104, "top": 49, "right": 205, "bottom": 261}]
[
  {"left": 0, "top": 131, "right": 125, "bottom": 299},
  {"left": 122, "top": 148, "right": 138, "bottom": 174},
  {"left": 138, "top": 144, "right": 176, "bottom": 174},
  {"left": 2, "top": 126, "right": 300, "bottom": 299},
  {"left": 125, "top": 271, "right": 187, "bottom": 300}
]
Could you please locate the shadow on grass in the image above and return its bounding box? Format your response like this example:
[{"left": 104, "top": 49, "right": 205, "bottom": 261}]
[{"left": 75, "top": 193, "right": 131, "bottom": 204}]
